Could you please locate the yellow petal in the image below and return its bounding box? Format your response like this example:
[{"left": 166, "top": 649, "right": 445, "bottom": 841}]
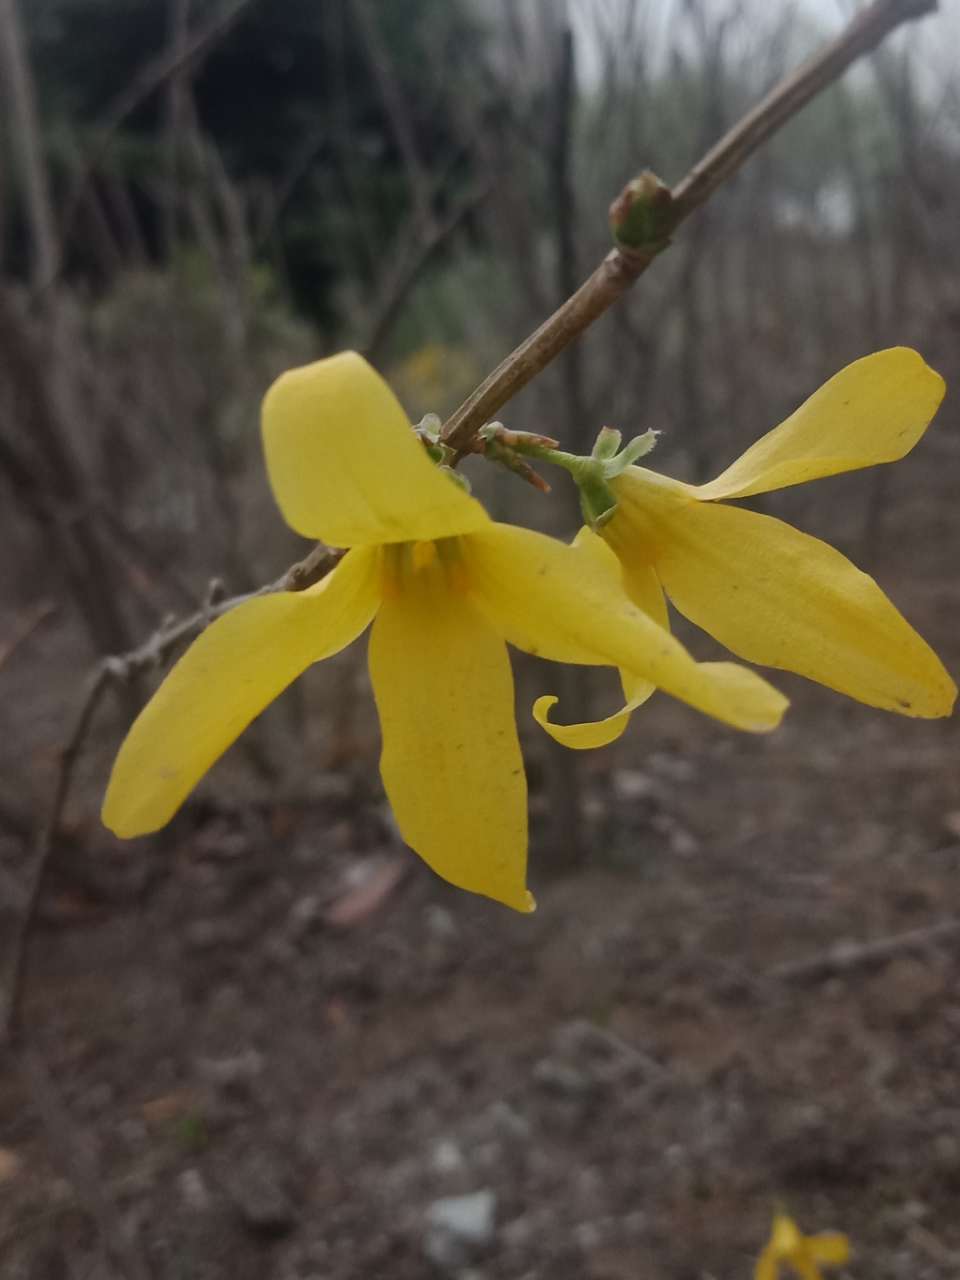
[
  {"left": 611, "top": 476, "right": 956, "bottom": 717},
  {"left": 461, "top": 524, "right": 788, "bottom": 733},
  {"left": 695, "top": 348, "right": 945, "bottom": 500},
  {"left": 533, "top": 527, "right": 666, "bottom": 748},
  {"left": 753, "top": 1246, "right": 779, "bottom": 1280},
  {"left": 368, "top": 547, "right": 533, "bottom": 913},
  {"left": 261, "top": 350, "right": 489, "bottom": 544},
  {"left": 770, "top": 1213, "right": 804, "bottom": 1254},
  {"left": 808, "top": 1234, "right": 850, "bottom": 1266},
  {"left": 533, "top": 695, "right": 633, "bottom": 749},
  {"left": 103, "top": 548, "right": 381, "bottom": 836}
]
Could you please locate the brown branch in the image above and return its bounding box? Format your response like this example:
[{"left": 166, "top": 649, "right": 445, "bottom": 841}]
[
  {"left": 103, "top": 542, "right": 344, "bottom": 682},
  {"left": 439, "top": 0, "right": 938, "bottom": 454}
]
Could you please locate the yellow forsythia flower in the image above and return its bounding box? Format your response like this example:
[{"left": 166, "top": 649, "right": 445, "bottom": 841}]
[
  {"left": 755, "top": 1210, "right": 850, "bottom": 1280},
  {"left": 102, "top": 353, "right": 787, "bottom": 910},
  {"left": 537, "top": 348, "right": 956, "bottom": 747}
]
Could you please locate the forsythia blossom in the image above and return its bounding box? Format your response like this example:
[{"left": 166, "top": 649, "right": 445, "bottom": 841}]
[
  {"left": 537, "top": 348, "right": 956, "bottom": 746},
  {"left": 755, "top": 1210, "right": 850, "bottom": 1280},
  {"left": 102, "top": 353, "right": 787, "bottom": 910}
]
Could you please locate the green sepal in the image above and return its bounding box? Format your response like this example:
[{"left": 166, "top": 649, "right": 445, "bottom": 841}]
[
  {"left": 415, "top": 413, "right": 457, "bottom": 467},
  {"left": 439, "top": 465, "right": 472, "bottom": 494},
  {"left": 602, "top": 429, "right": 658, "bottom": 476},
  {"left": 591, "top": 426, "right": 622, "bottom": 461},
  {"left": 575, "top": 469, "right": 618, "bottom": 528}
]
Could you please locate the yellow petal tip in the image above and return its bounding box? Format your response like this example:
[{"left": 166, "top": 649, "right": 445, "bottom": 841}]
[{"left": 532, "top": 693, "right": 634, "bottom": 750}]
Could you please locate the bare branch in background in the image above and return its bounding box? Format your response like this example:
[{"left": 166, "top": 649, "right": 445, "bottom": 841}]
[
  {"left": 543, "top": 8, "right": 588, "bottom": 870},
  {"left": 0, "top": 600, "right": 55, "bottom": 674},
  {"left": 363, "top": 177, "right": 493, "bottom": 364},
  {"left": 1, "top": 665, "right": 115, "bottom": 1049},
  {"left": 0, "top": 291, "right": 136, "bottom": 661},
  {"left": 440, "top": 0, "right": 939, "bottom": 455},
  {"left": 0, "top": 0, "right": 57, "bottom": 289},
  {"left": 50, "top": 0, "right": 259, "bottom": 289},
  {"left": 162, "top": 0, "right": 192, "bottom": 256},
  {"left": 350, "top": 0, "right": 436, "bottom": 236}
]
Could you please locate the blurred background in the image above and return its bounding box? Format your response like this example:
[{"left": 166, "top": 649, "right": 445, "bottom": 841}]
[{"left": 1, "top": 0, "right": 959, "bottom": 1276}]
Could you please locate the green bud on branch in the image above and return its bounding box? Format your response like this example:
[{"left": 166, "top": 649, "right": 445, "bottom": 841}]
[{"left": 608, "top": 171, "right": 674, "bottom": 256}]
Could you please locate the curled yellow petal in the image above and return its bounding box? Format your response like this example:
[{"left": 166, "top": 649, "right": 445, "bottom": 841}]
[
  {"left": 533, "top": 527, "right": 665, "bottom": 748},
  {"left": 368, "top": 548, "right": 533, "bottom": 913},
  {"left": 462, "top": 523, "right": 788, "bottom": 733},
  {"left": 696, "top": 348, "right": 945, "bottom": 500},
  {"left": 611, "top": 477, "right": 956, "bottom": 718},
  {"left": 102, "top": 548, "right": 381, "bottom": 837},
  {"left": 533, "top": 694, "right": 635, "bottom": 750},
  {"left": 262, "top": 350, "right": 489, "bottom": 544}
]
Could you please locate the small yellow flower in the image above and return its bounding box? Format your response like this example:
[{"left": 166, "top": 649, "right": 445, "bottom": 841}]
[
  {"left": 537, "top": 347, "right": 956, "bottom": 747},
  {"left": 755, "top": 1210, "right": 850, "bottom": 1280},
  {"left": 102, "top": 353, "right": 788, "bottom": 910}
]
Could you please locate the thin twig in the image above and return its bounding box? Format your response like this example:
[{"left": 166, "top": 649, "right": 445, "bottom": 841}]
[
  {"left": 109, "top": 542, "right": 343, "bottom": 680},
  {"left": 439, "top": 0, "right": 938, "bottom": 454},
  {"left": 1, "top": 666, "right": 114, "bottom": 1047},
  {"left": 0, "top": 600, "right": 55, "bottom": 673},
  {"left": 770, "top": 918, "right": 960, "bottom": 984},
  {"left": 0, "top": 541, "right": 341, "bottom": 1048}
]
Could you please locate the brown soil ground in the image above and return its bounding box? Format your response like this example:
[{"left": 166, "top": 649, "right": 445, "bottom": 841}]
[{"left": 2, "top": 467, "right": 960, "bottom": 1280}]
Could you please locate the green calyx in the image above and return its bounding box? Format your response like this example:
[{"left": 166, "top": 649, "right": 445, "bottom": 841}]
[
  {"left": 418, "top": 412, "right": 657, "bottom": 520},
  {"left": 415, "top": 413, "right": 452, "bottom": 464},
  {"left": 492, "top": 423, "right": 658, "bottom": 528},
  {"left": 570, "top": 426, "right": 658, "bottom": 527},
  {"left": 414, "top": 413, "right": 473, "bottom": 492}
]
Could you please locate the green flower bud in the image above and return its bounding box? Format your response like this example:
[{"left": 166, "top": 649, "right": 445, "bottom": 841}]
[{"left": 609, "top": 171, "right": 674, "bottom": 255}]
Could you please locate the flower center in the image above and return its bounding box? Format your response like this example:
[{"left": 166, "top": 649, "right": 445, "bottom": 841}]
[{"left": 380, "top": 538, "right": 469, "bottom": 599}]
